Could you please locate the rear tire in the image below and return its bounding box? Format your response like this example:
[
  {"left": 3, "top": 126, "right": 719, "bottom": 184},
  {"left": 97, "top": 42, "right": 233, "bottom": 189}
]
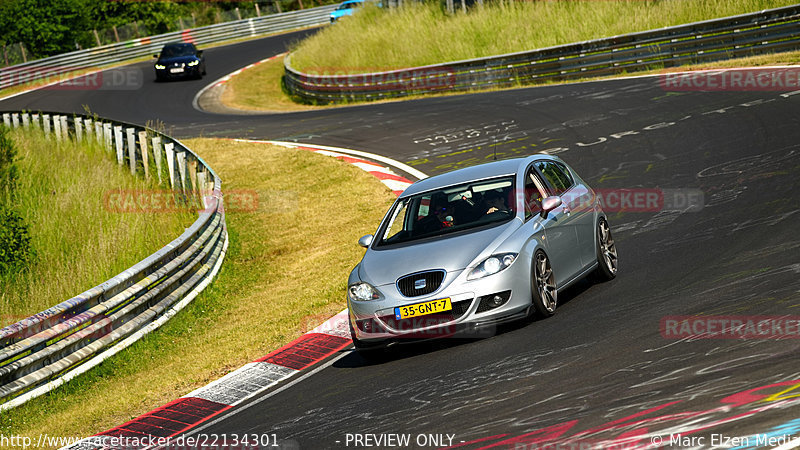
[
  {"left": 531, "top": 250, "right": 557, "bottom": 317},
  {"left": 593, "top": 217, "right": 618, "bottom": 281}
]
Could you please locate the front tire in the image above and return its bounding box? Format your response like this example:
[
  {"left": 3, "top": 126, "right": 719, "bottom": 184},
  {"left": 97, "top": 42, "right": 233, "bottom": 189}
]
[
  {"left": 531, "top": 250, "right": 557, "bottom": 317},
  {"left": 594, "top": 217, "right": 618, "bottom": 281},
  {"left": 349, "top": 321, "right": 383, "bottom": 359}
]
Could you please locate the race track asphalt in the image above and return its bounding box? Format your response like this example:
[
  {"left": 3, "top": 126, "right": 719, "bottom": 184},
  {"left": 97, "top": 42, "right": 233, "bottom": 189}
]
[{"left": 2, "top": 30, "right": 799, "bottom": 448}]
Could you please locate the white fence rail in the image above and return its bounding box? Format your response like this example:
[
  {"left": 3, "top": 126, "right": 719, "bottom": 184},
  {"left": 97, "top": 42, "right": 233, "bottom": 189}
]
[
  {"left": 0, "top": 5, "right": 336, "bottom": 91},
  {"left": 285, "top": 4, "right": 800, "bottom": 103},
  {"left": 0, "top": 111, "right": 227, "bottom": 411}
]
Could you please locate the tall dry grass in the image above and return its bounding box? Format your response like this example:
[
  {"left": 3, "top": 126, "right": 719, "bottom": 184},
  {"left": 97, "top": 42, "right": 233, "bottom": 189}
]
[{"left": 290, "top": 0, "right": 798, "bottom": 73}]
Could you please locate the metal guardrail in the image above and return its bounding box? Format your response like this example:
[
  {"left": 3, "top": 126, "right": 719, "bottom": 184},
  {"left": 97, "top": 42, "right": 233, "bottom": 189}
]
[
  {"left": 0, "top": 111, "right": 227, "bottom": 411},
  {"left": 0, "top": 5, "right": 337, "bottom": 92},
  {"left": 284, "top": 4, "right": 800, "bottom": 103}
]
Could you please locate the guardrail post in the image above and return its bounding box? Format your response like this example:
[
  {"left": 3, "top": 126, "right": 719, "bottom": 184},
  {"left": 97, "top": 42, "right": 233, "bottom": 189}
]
[
  {"left": 2, "top": 113, "right": 9, "bottom": 128},
  {"left": 189, "top": 159, "right": 198, "bottom": 194},
  {"left": 43, "top": 114, "right": 51, "bottom": 136},
  {"left": 84, "top": 119, "right": 93, "bottom": 141},
  {"left": 75, "top": 118, "right": 83, "bottom": 142},
  {"left": 176, "top": 151, "right": 187, "bottom": 193},
  {"left": 197, "top": 171, "right": 208, "bottom": 209},
  {"left": 138, "top": 131, "right": 149, "bottom": 179},
  {"left": 31, "top": 114, "right": 39, "bottom": 128},
  {"left": 126, "top": 128, "right": 137, "bottom": 176},
  {"left": 103, "top": 123, "right": 112, "bottom": 151},
  {"left": 114, "top": 125, "right": 124, "bottom": 165},
  {"left": 152, "top": 137, "right": 163, "bottom": 185},
  {"left": 53, "top": 115, "right": 62, "bottom": 140},
  {"left": 11, "top": 114, "right": 19, "bottom": 128},
  {"left": 96, "top": 122, "right": 105, "bottom": 145},
  {"left": 21, "top": 113, "right": 29, "bottom": 129},
  {"left": 165, "top": 142, "right": 176, "bottom": 189},
  {"left": 60, "top": 116, "right": 69, "bottom": 139}
]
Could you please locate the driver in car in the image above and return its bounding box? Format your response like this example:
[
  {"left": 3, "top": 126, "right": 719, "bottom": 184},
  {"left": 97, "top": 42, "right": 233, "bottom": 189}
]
[{"left": 484, "top": 190, "right": 509, "bottom": 214}]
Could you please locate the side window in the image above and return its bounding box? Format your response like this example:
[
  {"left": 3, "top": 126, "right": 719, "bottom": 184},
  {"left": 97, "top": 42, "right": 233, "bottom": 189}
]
[
  {"left": 524, "top": 168, "right": 546, "bottom": 221},
  {"left": 535, "top": 160, "right": 573, "bottom": 195},
  {"left": 555, "top": 162, "right": 574, "bottom": 188}
]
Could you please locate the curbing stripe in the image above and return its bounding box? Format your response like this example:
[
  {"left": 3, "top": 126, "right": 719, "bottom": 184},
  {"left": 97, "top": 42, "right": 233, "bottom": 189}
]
[
  {"left": 236, "top": 139, "right": 418, "bottom": 195},
  {"left": 62, "top": 142, "right": 426, "bottom": 450},
  {"left": 103, "top": 397, "right": 231, "bottom": 439},
  {"left": 185, "top": 362, "right": 296, "bottom": 406},
  {"left": 256, "top": 333, "right": 351, "bottom": 371}
]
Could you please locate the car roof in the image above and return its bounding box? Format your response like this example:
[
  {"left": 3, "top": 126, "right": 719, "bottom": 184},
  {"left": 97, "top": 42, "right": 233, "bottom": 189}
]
[
  {"left": 401, "top": 154, "right": 561, "bottom": 197},
  {"left": 163, "top": 42, "right": 194, "bottom": 49}
]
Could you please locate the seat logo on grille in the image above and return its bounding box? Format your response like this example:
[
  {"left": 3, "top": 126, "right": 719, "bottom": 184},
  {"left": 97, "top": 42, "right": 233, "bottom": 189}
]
[{"left": 414, "top": 279, "right": 427, "bottom": 290}]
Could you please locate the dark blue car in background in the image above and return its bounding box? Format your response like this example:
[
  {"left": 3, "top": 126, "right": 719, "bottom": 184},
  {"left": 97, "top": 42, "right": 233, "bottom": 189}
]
[{"left": 154, "top": 43, "right": 206, "bottom": 81}]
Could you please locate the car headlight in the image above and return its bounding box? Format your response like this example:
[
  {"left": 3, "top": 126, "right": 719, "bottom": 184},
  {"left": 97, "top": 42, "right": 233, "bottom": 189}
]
[
  {"left": 467, "top": 253, "right": 517, "bottom": 280},
  {"left": 348, "top": 282, "right": 380, "bottom": 302},
  {"left": 155, "top": 64, "right": 166, "bottom": 70},
  {"left": 187, "top": 60, "right": 199, "bottom": 67}
]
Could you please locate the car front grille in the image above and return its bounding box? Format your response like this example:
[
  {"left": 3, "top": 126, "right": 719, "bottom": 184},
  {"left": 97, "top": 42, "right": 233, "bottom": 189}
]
[
  {"left": 396, "top": 270, "right": 445, "bottom": 297},
  {"left": 378, "top": 299, "right": 472, "bottom": 332}
]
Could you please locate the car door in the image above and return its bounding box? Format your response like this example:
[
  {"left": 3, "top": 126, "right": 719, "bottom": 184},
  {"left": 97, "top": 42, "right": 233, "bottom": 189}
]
[
  {"left": 524, "top": 164, "right": 580, "bottom": 288},
  {"left": 533, "top": 160, "right": 587, "bottom": 285}
]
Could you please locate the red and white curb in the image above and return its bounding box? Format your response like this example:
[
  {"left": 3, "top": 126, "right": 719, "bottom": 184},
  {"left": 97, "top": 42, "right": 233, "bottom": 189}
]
[
  {"left": 214, "top": 53, "right": 285, "bottom": 88},
  {"left": 64, "top": 142, "right": 424, "bottom": 450},
  {"left": 239, "top": 139, "right": 425, "bottom": 194}
]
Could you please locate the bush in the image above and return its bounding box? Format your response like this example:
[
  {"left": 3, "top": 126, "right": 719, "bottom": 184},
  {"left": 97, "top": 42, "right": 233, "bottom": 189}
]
[
  {"left": 0, "top": 127, "right": 32, "bottom": 275},
  {"left": 0, "top": 206, "right": 33, "bottom": 275},
  {"left": 0, "top": 126, "right": 17, "bottom": 204}
]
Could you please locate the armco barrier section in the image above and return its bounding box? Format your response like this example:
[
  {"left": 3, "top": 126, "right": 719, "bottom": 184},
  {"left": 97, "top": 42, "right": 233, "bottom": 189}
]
[
  {"left": 0, "top": 111, "right": 227, "bottom": 411},
  {"left": 284, "top": 4, "right": 800, "bottom": 103},
  {"left": 0, "top": 5, "right": 337, "bottom": 91}
]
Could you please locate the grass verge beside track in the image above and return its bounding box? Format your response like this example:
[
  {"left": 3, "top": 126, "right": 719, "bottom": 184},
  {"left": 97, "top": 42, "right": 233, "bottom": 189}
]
[
  {"left": 220, "top": 50, "right": 800, "bottom": 112},
  {"left": 291, "top": 0, "right": 798, "bottom": 73},
  {"left": 0, "top": 128, "right": 195, "bottom": 324},
  {"left": 0, "top": 139, "right": 395, "bottom": 444}
]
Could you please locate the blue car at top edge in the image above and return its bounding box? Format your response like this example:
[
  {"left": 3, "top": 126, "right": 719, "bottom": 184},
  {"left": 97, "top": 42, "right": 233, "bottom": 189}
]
[{"left": 330, "top": 0, "right": 364, "bottom": 22}]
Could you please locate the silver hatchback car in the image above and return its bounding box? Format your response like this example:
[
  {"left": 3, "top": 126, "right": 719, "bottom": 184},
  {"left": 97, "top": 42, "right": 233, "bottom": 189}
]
[{"left": 347, "top": 154, "right": 617, "bottom": 351}]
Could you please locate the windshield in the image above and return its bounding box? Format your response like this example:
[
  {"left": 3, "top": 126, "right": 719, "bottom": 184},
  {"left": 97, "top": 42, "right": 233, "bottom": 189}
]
[
  {"left": 376, "top": 176, "right": 516, "bottom": 247},
  {"left": 337, "top": 1, "right": 360, "bottom": 9},
  {"left": 160, "top": 44, "right": 196, "bottom": 58}
]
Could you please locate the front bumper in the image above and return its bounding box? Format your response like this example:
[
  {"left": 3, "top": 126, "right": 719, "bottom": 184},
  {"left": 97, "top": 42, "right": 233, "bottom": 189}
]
[
  {"left": 155, "top": 66, "right": 201, "bottom": 80},
  {"left": 348, "top": 262, "right": 532, "bottom": 345}
]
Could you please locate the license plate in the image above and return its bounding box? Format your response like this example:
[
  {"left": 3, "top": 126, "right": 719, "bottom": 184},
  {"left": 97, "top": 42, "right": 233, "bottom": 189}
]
[
  {"left": 170, "top": 68, "right": 184, "bottom": 74},
  {"left": 395, "top": 298, "right": 452, "bottom": 320}
]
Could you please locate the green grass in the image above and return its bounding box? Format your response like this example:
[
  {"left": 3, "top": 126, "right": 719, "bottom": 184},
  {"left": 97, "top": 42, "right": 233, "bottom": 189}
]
[
  {"left": 0, "top": 139, "right": 396, "bottom": 445},
  {"left": 220, "top": 49, "right": 800, "bottom": 112},
  {"left": 0, "top": 128, "right": 195, "bottom": 327},
  {"left": 290, "top": 0, "right": 799, "bottom": 73}
]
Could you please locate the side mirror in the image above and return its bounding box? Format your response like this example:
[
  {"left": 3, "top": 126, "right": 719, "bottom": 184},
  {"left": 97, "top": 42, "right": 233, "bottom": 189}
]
[
  {"left": 153, "top": 54, "right": 159, "bottom": 59},
  {"left": 358, "top": 234, "right": 374, "bottom": 248},
  {"left": 540, "top": 196, "right": 562, "bottom": 218}
]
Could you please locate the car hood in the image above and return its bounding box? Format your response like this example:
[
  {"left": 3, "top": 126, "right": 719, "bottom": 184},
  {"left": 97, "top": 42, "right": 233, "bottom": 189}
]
[{"left": 358, "top": 219, "right": 521, "bottom": 287}]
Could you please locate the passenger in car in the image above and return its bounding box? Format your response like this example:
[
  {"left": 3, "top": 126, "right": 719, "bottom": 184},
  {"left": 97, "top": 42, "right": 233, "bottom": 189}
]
[{"left": 417, "top": 193, "right": 455, "bottom": 233}]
